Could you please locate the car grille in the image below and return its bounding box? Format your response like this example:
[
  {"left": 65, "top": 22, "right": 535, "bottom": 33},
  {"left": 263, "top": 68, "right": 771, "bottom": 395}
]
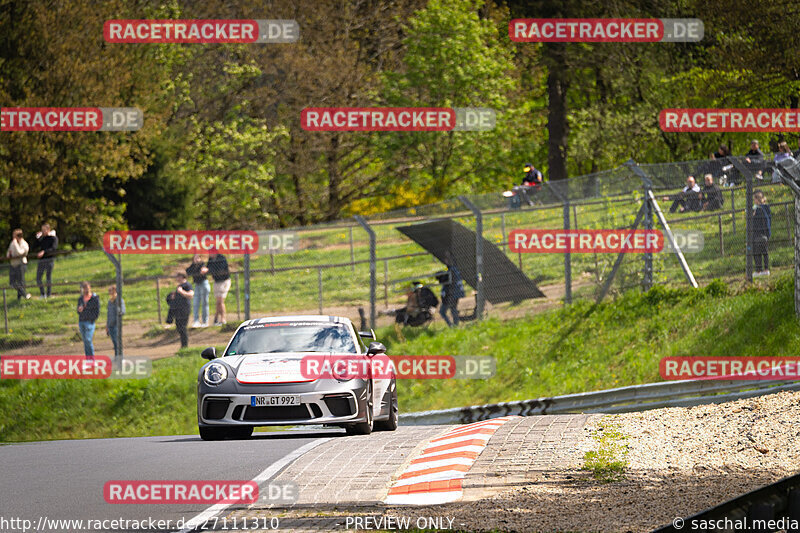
[
  {"left": 243, "top": 405, "right": 311, "bottom": 421},
  {"left": 204, "top": 399, "right": 230, "bottom": 420},
  {"left": 324, "top": 394, "right": 354, "bottom": 417}
]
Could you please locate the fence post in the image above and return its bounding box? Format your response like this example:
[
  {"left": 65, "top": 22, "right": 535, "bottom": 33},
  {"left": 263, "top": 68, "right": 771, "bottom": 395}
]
[
  {"left": 731, "top": 189, "right": 736, "bottom": 234},
  {"left": 383, "top": 259, "right": 389, "bottom": 307},
  {"left": 500, "top": 213, "right": 506, "bottom": 244},
  {"left": 244, "top": 253, "right": 250, "bottom": 321},
  {"left": 349, "top": 226, "right": 355, "bottom": 273},
  {"left": 796, "top": 195, "right": 800, "bottom": 320},
  {"left": 354, "top": 215, "right": 376, "bottom": 329},
  {"left": 103, "top": 251, "right": 123, "bottom": 360},
  {"left": 270, "top": 252, "right": 275, "bottom": 275},
  {"left": 727, "top": 159, "right": 758, "bottom": 282},
  {"left": 234, "top": 272, "right": 240, "bottom": 320},
  {"left": 317, "top": 267, "right": 323, "bottom": 314},
  {"left": 718, "top": 215, "right": 725, "bottom": 257},
  {"left": 155, "top": 278, "right": 162, "bottom": 323},
  {"left": 3, "top": 288, "right": 7, "bottom": 334},
  {"left": 642, "top": 181, "right": 654, "bottom": 291},
  {"left": 745, "top": 172, "right": 754, "bottom": 282},
  {"left": 543, "top": 182, "right": 572, "bottom": 304},
  {"left": 774, "top": 167, "right": 800, "bottom": 320},
  {"left": 563, "top": 194, "right": 572, "bottom": 304},
  {"left": 459, "top": 196, "right": 484, "bottom": 319}
]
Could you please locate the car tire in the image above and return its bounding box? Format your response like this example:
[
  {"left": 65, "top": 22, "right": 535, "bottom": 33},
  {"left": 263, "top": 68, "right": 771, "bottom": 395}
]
[
  {"left": 199, "top": 426, "right": 225, "bottom": 441},
  {"left": 346, "top": 381, "right": 373, "bottom": 436},
  {"left": 199, "top": 426, "right": 252, "bottom": 440},
  {"left": 229, "top": 426, "right": 253, "bottom": 439},
  {"left": 374, "top": 381, "right": 398, "bottom": 432}
]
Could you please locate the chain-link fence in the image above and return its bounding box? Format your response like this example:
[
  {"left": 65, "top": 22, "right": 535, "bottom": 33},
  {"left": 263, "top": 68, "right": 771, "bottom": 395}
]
[{"left": 0, "top": 155, "right": 795, "bottom": 356}]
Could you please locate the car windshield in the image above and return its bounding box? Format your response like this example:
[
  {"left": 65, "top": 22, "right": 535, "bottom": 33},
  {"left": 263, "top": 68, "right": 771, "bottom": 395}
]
[{"left": 225, "top": 321, "right": 357, "bottom": 356}]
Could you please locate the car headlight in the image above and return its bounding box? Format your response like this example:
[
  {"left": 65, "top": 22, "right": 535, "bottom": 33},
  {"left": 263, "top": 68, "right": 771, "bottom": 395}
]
[{"left": 203, "top": 363, "right": 228, "bottom": 386}]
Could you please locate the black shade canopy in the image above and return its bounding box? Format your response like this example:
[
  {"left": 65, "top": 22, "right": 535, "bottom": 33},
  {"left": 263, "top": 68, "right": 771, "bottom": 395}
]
[{"left": 397, "top": 219, "right": 545, "bottom": 304}]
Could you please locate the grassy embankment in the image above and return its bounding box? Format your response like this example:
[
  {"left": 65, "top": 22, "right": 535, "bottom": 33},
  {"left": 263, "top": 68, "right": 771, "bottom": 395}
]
[
  {"left": 2, "top": 275, "right": 798, "bottom": 442},
  {"left": 2, "top": 182, "right": 794, "bottom": 349}
]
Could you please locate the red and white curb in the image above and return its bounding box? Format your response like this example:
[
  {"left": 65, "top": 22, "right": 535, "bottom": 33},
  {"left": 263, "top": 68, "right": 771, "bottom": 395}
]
[{"left": 385, "top": 416, "right": 517, "bottom": 505}]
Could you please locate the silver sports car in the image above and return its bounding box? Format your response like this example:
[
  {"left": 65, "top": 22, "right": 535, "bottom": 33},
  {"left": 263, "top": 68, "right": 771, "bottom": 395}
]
[{"left": 196, "top": 315, "right": 398, "bottom": 440}]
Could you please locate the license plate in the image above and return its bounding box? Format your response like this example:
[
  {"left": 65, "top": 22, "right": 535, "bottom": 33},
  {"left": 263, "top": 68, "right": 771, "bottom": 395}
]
[{"left": 251, "top": 395, "right": 300, "bottom": 407}]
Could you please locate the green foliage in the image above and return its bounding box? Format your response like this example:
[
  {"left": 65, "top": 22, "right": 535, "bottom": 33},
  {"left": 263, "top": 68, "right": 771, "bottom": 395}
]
[
  {"left": 3, "top": 0, "right": 800, "bottom": 241},
  {"left": 0, "top": 353, "right": 213, "bottom": 442},
  {"left": 172, "top": 117, "right": 288, "bottom": 229},
  {"left": 583, "top": 422, "right": 628, "bottom": 482},
  {"left": 385, "top": 275, "right": 799, "bottom": 413},
  {"left": 0, "top": 0, "right": 176, "bottom": 243},
  {"left": 379, "top": 0, "right": 537, "bottom": 199},
  {"left": 1, "top": 276, "right": 797, "bottom": 442}
]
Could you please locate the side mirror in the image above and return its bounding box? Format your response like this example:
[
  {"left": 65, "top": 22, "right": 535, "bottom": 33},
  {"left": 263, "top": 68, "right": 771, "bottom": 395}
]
[
  {"left": 201, "top": 347, "right": 217, "bottom": 360},
  {"left": 366, "top": 342, "right": 386, "bottom": 357},
  {"left": 358, "top": 330, "right": 376, "bottom": 341}
]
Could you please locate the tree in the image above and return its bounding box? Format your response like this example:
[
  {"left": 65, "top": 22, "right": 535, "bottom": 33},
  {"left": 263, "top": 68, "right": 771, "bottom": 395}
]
[
  {"left": 380, "top": 0, "right": 526, "bottom": 200},
  {"left": 0, "top": 0, "right": 174, "bottom": 244}
]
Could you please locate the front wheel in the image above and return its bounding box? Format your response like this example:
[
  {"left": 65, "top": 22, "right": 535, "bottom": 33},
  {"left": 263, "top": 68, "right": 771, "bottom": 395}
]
[
  {"left": 346, "top": 382, "right": 374, "bottom": 435},
  {"left": 199, "top": 426, "right": 252, "bottom": 441},
  {"left": 374, "top": 382, "right": 398, "bottom": 432},
  {"left": 199, "top": 426, "right": 225, "bottom": 441}
]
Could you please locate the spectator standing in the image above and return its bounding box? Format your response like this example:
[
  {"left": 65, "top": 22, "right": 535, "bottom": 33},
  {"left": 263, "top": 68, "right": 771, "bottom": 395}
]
[
  {"left": 35, "top": 223, "right": 58, "bottom": 299},
  {"left": 186, "top": 254, "right": 210, "bottom": 328},
  {"left": 774, "top": 141, "right": 794, "bottom": 163},
  {"left": 702, "top": 174, "right": 723, "bottom": 211},
  {"left": 77, "top": 281, "right": 100, "bottom": 359},
  {"left": 439, "top": 252, "right": 464, "bottom": 328},
  {"left": 207, "top": 251, "right": 231, "bottom": 326},
  {"left": 668, "top": 176, "right": 702, "bottom": 213},
  {"left": 752, "top": 191, "right": 772, "bottom": 277},
  {"left": 6, "top": 229, "right": 31, "bottom": 300},
  {"left": 745, "top": 140, "right": 765, "bottom": 163},
  {"left": 773, "top": 142, "right": 795, "bottom": 183},
  {"left": 167, "top": 272, "right": 194, "bottom": 348},
  {"left": 106, "top": 285, "right": 125, "bottom": 357}
]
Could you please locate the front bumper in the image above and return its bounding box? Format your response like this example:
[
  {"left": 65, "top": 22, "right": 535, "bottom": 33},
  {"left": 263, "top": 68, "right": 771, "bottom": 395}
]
[{"left": 198, "top": 383, "right": 367, "bottom": 426}]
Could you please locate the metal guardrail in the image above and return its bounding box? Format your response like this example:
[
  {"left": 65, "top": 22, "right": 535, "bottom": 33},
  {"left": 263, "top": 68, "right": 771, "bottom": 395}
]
[
  {"left": 652, "top": 471, "right": 800, "bottom": 533},
  {"left": 399, "top": 377, "right": 800, "bottom": 425}
]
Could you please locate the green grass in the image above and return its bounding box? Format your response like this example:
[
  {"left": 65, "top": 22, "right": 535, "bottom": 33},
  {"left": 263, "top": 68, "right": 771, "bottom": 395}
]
[
  {"left": 0, "top": 346, "right": 218, "bottom": 442},
  {"left": 386, "top": 276, "right": 800, "bottom": 412},
  {"left": 2, "top": 181, "right": 792, "bottom": 345},
  {"left": 583, "top": 421, "right": 629, "bottom": 482},
  {"left": 2, "top": 275, "right": 798, "bottom": 442}
]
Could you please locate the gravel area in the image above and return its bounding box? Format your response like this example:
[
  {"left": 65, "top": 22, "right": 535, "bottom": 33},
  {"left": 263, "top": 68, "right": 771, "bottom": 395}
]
[{"left": 388, "top": 392, "right": 800, "bottom": 532}]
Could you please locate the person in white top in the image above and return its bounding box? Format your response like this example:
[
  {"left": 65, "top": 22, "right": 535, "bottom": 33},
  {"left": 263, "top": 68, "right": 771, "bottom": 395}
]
[
  {"left": 667, "top": 175, "right": 702, "bottom": 213},
  {"left": 6, "top": 229, "right": 31, "bottom": 300}
]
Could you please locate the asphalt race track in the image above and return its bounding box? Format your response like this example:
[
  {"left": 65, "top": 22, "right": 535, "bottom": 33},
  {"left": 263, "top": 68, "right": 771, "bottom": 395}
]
[{"left": 0, "top": 429, "right": 344, "bottom": 531}]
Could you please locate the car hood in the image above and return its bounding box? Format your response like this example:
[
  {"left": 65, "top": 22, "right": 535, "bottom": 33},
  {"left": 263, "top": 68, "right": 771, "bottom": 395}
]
[{"left": 221, "top": 352, "right": 348, "bottom": 384}]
